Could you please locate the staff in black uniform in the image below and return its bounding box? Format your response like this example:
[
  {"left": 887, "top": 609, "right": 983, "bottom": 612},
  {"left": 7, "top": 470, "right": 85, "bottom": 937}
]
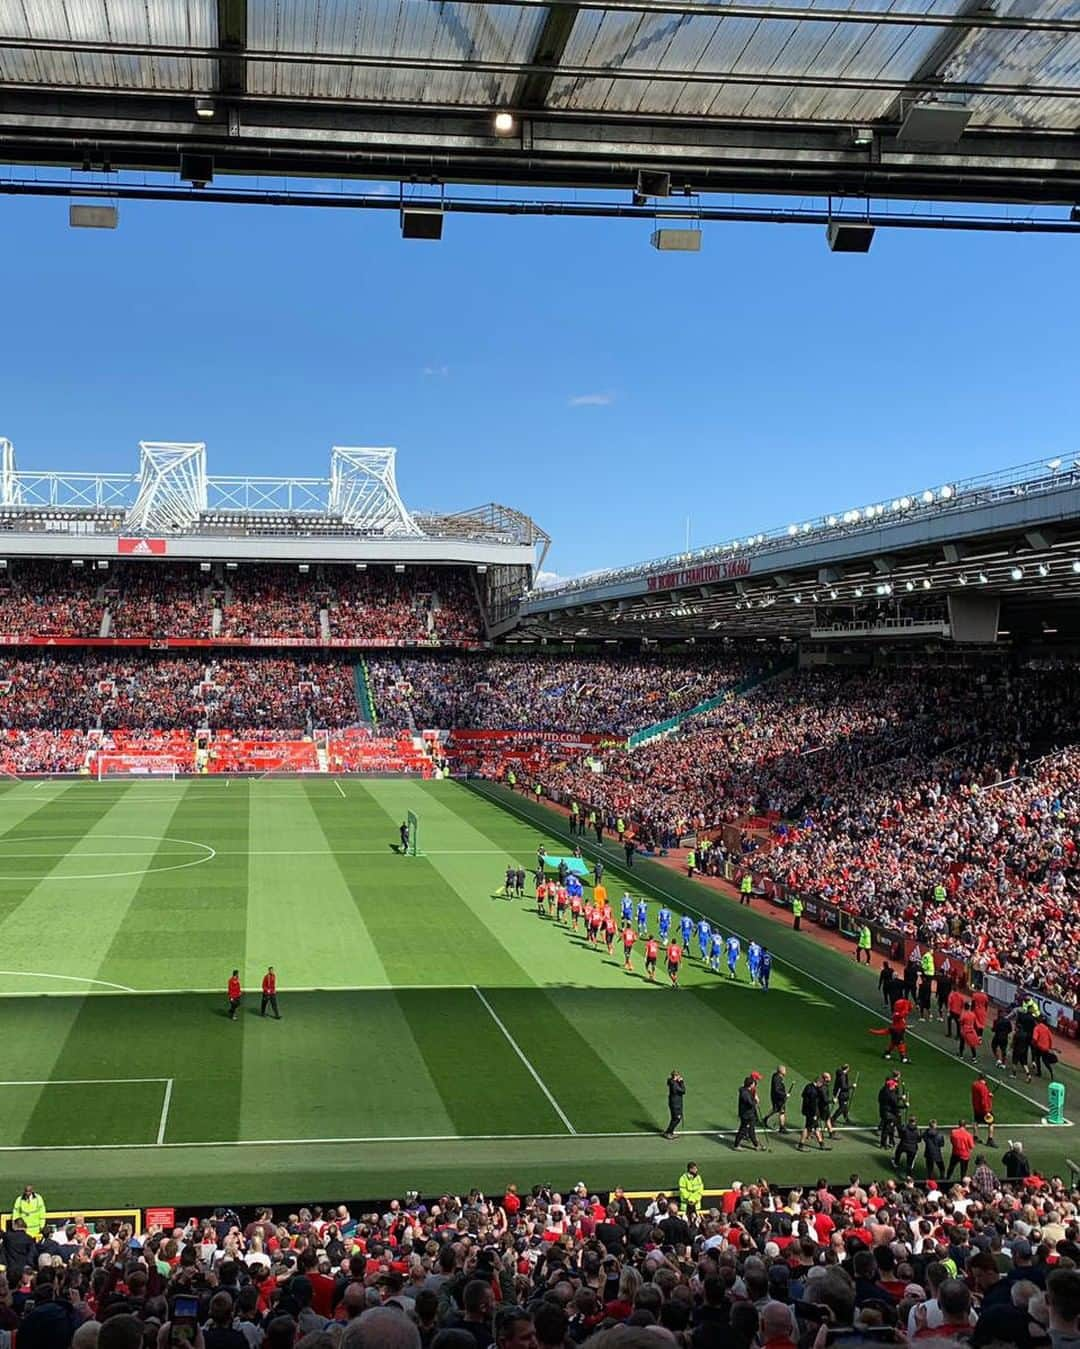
[
  {"left": 831, "top": 1064, "right": 853, "bottom": 1126},
  {"left": 922, "top": 1119, "right": 945, "bottom": 1180},
  {"left": 664, "top": 1070, "right": 685, "bottom": 1140},
  {"left": 878, "top": 1074, "right": 901, "bottom": 1149},
  {"left": 399, "top": 820, "right": 411, "bottom": 854},
  {"left": 733, "top": 1073, "right": 765, "bottom": 1151},
  {"left": 893, "top": 1115, "right": 921, "bottom": 1176},
  {"left": 761, "top": 1064, "right": 789, "bottom": 1133}
]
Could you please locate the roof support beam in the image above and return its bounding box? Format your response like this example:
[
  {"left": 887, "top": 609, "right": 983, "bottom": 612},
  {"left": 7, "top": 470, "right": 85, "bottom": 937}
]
[
  {"left": 217, "top": 0, "right": 248, "bottom": 97},
  {"left": 513, "top": 3, "right": 580, "bottom": 109}
]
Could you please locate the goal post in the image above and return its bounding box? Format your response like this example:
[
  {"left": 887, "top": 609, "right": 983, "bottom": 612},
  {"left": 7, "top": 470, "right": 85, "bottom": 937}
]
[
  {"left": 97, "top": 755, "right": 179, "bottom": 781},
  {"left": 407, "top": 809, "right": 420, "bottom": 857}
]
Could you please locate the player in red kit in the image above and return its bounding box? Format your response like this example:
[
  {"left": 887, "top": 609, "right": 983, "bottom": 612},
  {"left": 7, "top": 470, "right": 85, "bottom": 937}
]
[
  {"left": 667, "top": 940, "right": 683, "bottom": 988},
  {"left": 570, "top": 891, "right": 582, "bottom": 931},
  {"left": 227, "top": 969, "right": 242, "bottom": 1021},
  {"left": 260, "top": 966, "right": 280, "bottom": 1019},
  {"left": 644, "top": 936, "right": 659, "bottom": 982},
  {"left": 971, "top": 1073, "right": 995, "bottom": 1146},
  {"left": 622, "top": 925, "right": 636, "bottom": 972},
  {"left": 958, "top": 1002, "right": 980, "bottom": 1062}
]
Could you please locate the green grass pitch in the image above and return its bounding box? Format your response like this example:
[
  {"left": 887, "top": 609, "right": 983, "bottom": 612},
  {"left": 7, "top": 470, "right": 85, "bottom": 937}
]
[{"left": 0, "top": 775, "right": 1071, "bottom": 1208}]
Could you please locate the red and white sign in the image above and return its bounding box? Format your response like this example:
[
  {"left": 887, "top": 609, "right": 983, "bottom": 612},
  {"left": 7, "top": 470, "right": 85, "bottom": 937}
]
[
  {"left": 647, "top": 558, "right": 751, "bottom": 592},
  {"left": 145, "top": 1207, "right": 176, "bottom": 1230},
  {"left": 118, "top": 537, "right": 167, "bottom": 555}
]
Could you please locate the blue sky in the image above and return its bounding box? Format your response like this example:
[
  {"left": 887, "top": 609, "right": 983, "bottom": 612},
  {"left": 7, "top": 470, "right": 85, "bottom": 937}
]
[{"left": 0, "top": 191, "right": 1075, "bottom": 579}]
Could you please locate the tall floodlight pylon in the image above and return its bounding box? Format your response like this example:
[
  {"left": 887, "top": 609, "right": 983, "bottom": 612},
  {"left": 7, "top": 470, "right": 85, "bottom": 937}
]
[
  {"left": 124, "top": 442, "right": 208, "bottom": 533},
  {"left": 0, "top": 439, "right": 21, "bottom": 507},
  {"left": 329, "top": 447, "right": 422, "bottom": 536}
]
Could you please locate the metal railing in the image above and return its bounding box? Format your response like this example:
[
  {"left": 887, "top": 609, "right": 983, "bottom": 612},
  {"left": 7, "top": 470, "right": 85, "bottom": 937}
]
[{"left": 528, "top": 456, "right": 1080, "bottom": 601}]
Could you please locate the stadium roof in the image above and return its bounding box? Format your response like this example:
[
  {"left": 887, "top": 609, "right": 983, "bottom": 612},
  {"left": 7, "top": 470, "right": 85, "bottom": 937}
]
[
  {"left": 1, "top": 0, "right": 1079, "bottom": 211},
  {"left": 512, "top": 457, "right": 1080, "bottom": 643}
]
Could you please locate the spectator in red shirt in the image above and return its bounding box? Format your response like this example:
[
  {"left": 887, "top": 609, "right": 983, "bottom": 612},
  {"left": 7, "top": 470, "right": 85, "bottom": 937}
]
[
  {"left": 227, "top": 971, "right": 242, "bottom": 1021},
  {"left": 971, "top": 1074, "right": 996, "bottom": 1147}
]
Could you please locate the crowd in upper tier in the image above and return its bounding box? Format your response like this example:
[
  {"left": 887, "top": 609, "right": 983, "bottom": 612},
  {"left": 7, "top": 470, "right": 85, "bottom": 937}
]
[
  {"left": 365, "top": 655, "right": 759, "bottom": 735},
  {"left": 1, "top": 1167, "right": 1079, "bottom": 1349},
  {"left": 0, "top": 561, "right": 486, "bottom": 645}
]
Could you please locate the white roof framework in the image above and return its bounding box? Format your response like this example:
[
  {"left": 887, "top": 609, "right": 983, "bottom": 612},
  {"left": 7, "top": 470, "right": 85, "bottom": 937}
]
[
  {"left": 124, "top": 441, "right": 208, "bottom": 533},
  {"left": 328, "top": 447, "right": 421, "bottom": 537}
]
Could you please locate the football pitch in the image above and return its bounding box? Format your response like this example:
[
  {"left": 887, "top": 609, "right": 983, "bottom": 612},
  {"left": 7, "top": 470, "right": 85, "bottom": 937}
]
[{"left": 0, "top": 775, "right": 1072, "bottom": 1208}]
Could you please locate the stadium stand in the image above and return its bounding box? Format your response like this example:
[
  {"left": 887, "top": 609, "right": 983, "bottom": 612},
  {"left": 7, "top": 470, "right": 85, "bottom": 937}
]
[{"left": 1, "top": 1174, "right": 1077, "bottom": 1349}]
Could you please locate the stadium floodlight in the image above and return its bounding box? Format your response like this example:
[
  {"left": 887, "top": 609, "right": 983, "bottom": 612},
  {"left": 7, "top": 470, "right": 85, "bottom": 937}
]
[
  {"left": 802, "top": 522, "right": 812, "bottom": 533},
  {"left": 1073, "top": 559, "right": 1080, "bottom": 574},
  {"left": 921, "top": 489, "right": 935, "bottom": 504},
  {"left": 959, "top": 573, "right": 968, "bottom": 585},
  {"left": 493, "top": 111, "right": 516, "bottom": 136},
  {"left": 978, "top": 571, "right": 988, "bottom": 583},
  {"left": 899, "top": 496, "right": 912, "bottom": 510},
  {"left": 852, "top": 127, "right": 874, "bottom": 147},
  {"left": 394, "top": 563, "right": 406, "bottom": 573},
  {"left": 922, "top": 578, "right": 931, "bottom": 589},
  {"left": 829, "top": 588, "right": 838, "bottom": 600},
  {"left": 1038, "top": 563, "right": 1050, "bottom": 577},
  {"left": 1010, "top": 566, "right": 1024, "bottom": 581},
  {"left": 827, "top": 515, "right": 838, "bottom": 527},
  {"left": 787, "top": 524, "right": 798, "bottom": 536},
  {"left": 792, "top": 594, "right": 801, "bottom": 604},
  {"left": 890, "top": 499, "right": 900, "bottom": 511},
  {"left": 905, "top": 580, "right": 915, "bottom": 591},
  {"left": 854, "top": 586, "right": 864, "bottom": 597},
  {"left": 1048, "top": 457, "right": 1063, "bottom": 470},
  {"left": 939, "top": 484, "right": 954, "bottom": 499},
  {"left": 194, "top": 97, "right": 216, "bottom": 120}
]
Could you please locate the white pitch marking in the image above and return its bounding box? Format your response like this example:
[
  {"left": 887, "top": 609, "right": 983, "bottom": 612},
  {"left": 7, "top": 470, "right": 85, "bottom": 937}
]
[
  {"left": 478, "top": 786, "right": 1056, "bottom": 1116},
  {"left": 335, "top": 780, "right": 346, "bottom": 799},
  {"left": 0, "top": 1119, "right": 1068, "bottom": 1153},
  {"left": 0, "top": 1077, "right": 171, "bottom": 1085},
  {"left": 0, "top": 982, "right": 476, "bottom": 998},
  {"left": 157, "top": 1078, "right": 174, "bottom": 1145},
  {"left": 0, "top": 971, "right": 135, "bottom": 992},
  {"left": 471, "top": 985, "right": 577, "bottom": 1136}
]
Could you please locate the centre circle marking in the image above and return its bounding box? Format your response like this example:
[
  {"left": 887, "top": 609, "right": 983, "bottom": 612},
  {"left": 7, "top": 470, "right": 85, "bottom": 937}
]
[{"left": 0, "top": 834, "right": 216, "bottom": 882}]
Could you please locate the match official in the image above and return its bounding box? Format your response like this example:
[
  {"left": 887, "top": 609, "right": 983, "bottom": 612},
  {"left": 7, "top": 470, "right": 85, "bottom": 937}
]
[
  {"left": 664, "top": 1070, "right": 685, "bottom": 1140},
  {"left": 261, "top": 966, "right": 280, "bottom": 1019}
]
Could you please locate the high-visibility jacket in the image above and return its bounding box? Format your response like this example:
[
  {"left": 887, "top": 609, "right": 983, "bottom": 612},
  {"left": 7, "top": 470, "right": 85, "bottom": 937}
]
[
  {"left": 687, "top": 851, "right": 696, "bottom": 870},
  {"left": 792, "top": 898, "right": 804, "bottom": 918},
  {"left": 678, "top": 1170, "right": 704, "bottom": 1211},
  {"left": 740, "top": 875, "right": 752, "bottom": 894},
  {"left": 921, "top": 951, "right": 935, "bottom": 976},
  {"left": 933, "top": 884, "right": 946, "bottom": 903},
  {"left": 12, "top": 1191, "right": 46, "bottom": 1238},
  {"left": 858, "top": 926, "right": 872, "bottom": 949}
]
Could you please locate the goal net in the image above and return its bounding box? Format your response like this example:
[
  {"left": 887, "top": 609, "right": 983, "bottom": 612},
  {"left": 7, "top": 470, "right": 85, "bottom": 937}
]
[{"left": 97, "top": 755, "right": 179, "bottom": 781}]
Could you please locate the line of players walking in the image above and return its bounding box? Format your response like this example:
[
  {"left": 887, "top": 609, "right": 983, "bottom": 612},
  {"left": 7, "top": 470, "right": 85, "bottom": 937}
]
[{"left": 519, "top": 859, "right": 773, "bottom": 989}]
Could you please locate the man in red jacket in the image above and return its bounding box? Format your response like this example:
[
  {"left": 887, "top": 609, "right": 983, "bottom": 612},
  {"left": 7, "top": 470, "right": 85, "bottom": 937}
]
[
  {"left": 1032, "top": 1019, "right": 1055, "bottom": 1079},
  {"left": 227, "top": 969, "right": 242, "bottom": 1021},
  {"left": 947, "top": 1119, "right": 975, "bottom": 1180},
  {"left": 971, "top": 1074, "right": 996, "bottom": 1148},
  {"left": 261, "top": 966, "right": 280, "bottom": 1019}
]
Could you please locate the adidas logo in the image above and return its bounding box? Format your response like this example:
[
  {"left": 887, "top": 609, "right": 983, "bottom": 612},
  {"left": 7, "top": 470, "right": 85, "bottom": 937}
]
[{"left": 132, "top": 540, "right": 152, "bottom": 554}]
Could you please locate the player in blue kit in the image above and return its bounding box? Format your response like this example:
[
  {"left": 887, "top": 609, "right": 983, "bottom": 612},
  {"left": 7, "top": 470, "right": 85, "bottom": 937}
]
[
  {"left": 710, "top": 930, "right": 723, "bottom": 972},
  {"left": 760, "top": 947, "right": 772, "bottom": 990},
  {"left": 567, "top": 874, "right": 582, "bottom": 902},
  {"left": 680, "top": 914, "right": 694, "bottom": 948},
  {"left": 697, "top": 917, "right": 711, "bottom": 960},
  {"left": 621, "top": 892, "right": 633, "bottom": 924},
  {"left": 636, "top": 897, "right": 649, "bottom": 934},
  {"left": 726, "top": 933, "right": 741, "bottom": 978},
  {"left": 747, "top": 940, "right": 762, "bottom": 985},
  {"left": 658, "top": 906, "right": 672, "bottom": 940}
]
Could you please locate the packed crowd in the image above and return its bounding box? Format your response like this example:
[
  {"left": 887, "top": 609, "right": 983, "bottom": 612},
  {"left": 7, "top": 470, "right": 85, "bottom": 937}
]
[
  {"left": 0, "top": 653, "right": 360, "bottom": 733},
  {"left": 2, "top": 1171, "right": 1079, "bottom": 1349},
  {"left": 0, "top": 561, "right": 484, "bottom": 644},
  {"left": 328, "top": 568, "right": 484, "bottom": 645},
  {"left": 367, "top": 655, "right": 759, "bottom": 735},
  {"left": 0, "top": 560, "right": 105, "bottom": 637},
  {"left": 109, "top": 565, "right": 214, "bottom": 639},
  {"left": 531, "top": 666, "right": 1080, "bottom": 1007}
]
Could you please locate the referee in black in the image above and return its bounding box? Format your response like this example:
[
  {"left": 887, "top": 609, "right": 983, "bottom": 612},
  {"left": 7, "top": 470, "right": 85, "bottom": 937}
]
[{"left": 664, "top": 1070, "right": 685, "bottom": 1139}]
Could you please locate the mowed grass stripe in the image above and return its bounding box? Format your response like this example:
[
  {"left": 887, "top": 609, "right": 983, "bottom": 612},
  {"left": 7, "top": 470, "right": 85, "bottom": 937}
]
[
  {"left": 306, "top": 782, "right": 570, "bottom": 1135},
  {"left": 0, "top": 782, "right": 135, "bottom": 927}
]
